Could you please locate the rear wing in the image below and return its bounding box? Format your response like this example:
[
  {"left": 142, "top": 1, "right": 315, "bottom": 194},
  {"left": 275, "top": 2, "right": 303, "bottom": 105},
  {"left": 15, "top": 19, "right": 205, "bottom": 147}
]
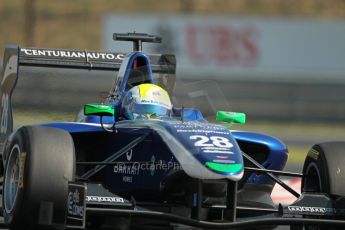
[
  {"left": 0, "top": 45, "right": 176, "bottom": 154},
  {"left": 17, "top": 47, "right": 175, "bottom": 72}
]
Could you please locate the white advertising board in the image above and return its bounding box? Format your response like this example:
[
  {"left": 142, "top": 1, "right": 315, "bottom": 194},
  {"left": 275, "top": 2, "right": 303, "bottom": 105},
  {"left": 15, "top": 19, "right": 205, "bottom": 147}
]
[{"left": 103, "top": 14, "right": 345, "bottom": 81}]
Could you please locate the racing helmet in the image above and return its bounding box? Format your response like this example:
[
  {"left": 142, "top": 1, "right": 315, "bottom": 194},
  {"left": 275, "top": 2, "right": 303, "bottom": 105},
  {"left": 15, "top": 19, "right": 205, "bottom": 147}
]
[{"left": 122, "top": 83, "right": 172, "bottom": 120}]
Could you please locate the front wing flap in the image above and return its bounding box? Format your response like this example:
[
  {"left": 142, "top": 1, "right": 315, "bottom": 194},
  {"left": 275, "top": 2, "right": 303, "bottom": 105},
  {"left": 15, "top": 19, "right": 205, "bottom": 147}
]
[{"left": 61, "top": 182, "right": 345, "bottom": 229}]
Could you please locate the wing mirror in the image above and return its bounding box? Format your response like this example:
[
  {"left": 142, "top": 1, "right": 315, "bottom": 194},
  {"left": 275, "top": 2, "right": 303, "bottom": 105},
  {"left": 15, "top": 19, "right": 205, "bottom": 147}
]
[
  {"left": 216, "top": 111, "right": 246, "bottom": 127},
  {"left": 84, "top": 104, "right": 115, "bottom": 117}
]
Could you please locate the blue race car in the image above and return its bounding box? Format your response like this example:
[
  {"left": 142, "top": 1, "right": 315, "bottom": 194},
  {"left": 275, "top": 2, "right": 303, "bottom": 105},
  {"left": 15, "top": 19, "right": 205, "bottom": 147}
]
[{"left": 1, "top": 33, "right": 345, "bottom": 230}]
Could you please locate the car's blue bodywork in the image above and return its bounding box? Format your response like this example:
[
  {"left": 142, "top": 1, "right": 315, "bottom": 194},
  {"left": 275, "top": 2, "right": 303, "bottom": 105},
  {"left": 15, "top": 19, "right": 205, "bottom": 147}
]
[
  {"left": 0, "top": 41, "right": 288, "bottom": 204},
  {"left": 38, "top": 50, "right": 288, "bottom": 196}
]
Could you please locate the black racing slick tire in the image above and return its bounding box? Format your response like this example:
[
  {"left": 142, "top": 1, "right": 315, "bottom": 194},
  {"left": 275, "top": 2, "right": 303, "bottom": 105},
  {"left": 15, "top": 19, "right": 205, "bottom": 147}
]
[
  {"left": 2, "top": 126, "right": 75, "bottom": 230},
  {"left": 301, "top": 142, "right": 345, "bottom": 230},
  {"left": 302, "top": 142, "right": 345, "bottom": 195}
]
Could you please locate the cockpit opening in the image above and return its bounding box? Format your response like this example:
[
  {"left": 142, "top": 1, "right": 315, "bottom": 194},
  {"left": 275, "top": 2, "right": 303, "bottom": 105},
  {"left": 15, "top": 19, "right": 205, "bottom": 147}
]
[{"left": 126, "top": 56, "right": 153, "bottom": 90}]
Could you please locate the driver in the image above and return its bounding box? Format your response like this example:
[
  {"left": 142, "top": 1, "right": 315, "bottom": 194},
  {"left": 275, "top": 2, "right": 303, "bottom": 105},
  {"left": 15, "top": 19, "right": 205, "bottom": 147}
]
[{"left": 122, "top": 83, "right": 172, "bottom": 120}]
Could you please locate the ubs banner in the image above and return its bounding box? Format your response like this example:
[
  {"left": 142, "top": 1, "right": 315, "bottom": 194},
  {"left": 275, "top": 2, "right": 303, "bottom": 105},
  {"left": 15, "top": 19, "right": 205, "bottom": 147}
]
[{"left": 103, "top": 14, "right": 345, "bottom": 82}]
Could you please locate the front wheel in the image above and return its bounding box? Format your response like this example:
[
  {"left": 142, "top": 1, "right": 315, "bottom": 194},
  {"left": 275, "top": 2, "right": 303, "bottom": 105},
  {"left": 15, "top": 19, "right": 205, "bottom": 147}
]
[
  {"left": 3, "top": 126, "right": 75, "bottom": 229},
  {"left": 302, "top": 142, "right": 345, "bottom": 230},
  {"left": 302, "top": 142, "right": 345, "bottom": 195}
]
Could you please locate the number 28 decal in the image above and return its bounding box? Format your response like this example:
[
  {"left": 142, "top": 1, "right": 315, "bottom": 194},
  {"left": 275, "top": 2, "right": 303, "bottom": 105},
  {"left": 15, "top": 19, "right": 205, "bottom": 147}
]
[{"left": 189, "top": 135, "right": 233, "bottom": 148}]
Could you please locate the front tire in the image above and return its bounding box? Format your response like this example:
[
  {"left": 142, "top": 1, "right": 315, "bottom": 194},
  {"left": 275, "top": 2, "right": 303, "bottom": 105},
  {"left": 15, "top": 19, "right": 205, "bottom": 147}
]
[
  {"left": 302, "top": 142, "right": 345, "bottom": 230},
  {"left": 302, "top": 142, "right": 345, "bottom": 195},
  {"left": 3, "top": 126, "right": 75, "bottom": 229}
]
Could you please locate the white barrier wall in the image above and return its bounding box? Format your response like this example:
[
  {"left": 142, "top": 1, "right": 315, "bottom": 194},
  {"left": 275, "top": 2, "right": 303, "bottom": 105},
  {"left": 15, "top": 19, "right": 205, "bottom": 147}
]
[{"left": 103, "top": 14, "right": 345, "bottom": 82}]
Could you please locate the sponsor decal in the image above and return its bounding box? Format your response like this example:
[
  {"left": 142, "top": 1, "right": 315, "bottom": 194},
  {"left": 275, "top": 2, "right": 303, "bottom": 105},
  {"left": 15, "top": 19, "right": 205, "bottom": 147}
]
[
  {"left": 288, "top": 206, "right": 334, "bottom": 214},
  {"left": 173, "top": 123, "right": 229, "bottom": 135},
  {"left": 126, "top": 149, "right": 133, "bottom": 161},
  {"left": 122, "top": 176, "right": 133, "bottom": 183},
  {"left": 186, "top": 24, "right": 258, "bottom": 66},
  {"left": 216, "top": 155, "right": 229, "bottom": 159},
  {"left": 20, "top": 48, "right": 125, "bottom": 61},
  {"left": 173, "top": 122, "right": 227, "bottom": 130},
  {"left": 18, "top": 152, "right": 27, "bottom": 189},
  {"left": 203, "top": 146, "right": 233, "bottom": 151},
  {"left": 287, "top": 205, "right": 345, "bottom": 215},
  {"left": 66, "top": 183, "right": 86, "bottom": 228},
  {"left": 203, "top": 150, "right": 233, "bottom": 154},
  {"left": 212, "top": 159, "right": 235, "bottom": 163},
  {"left": 86, "top": 196, "right": 124, "bottom": 203},
  {"left": 114, "top": 164, "right": 140, "bottom": 175},
  {"left": 308, "top": 149, "right": 319, "bottom": 161},
  {"left": 140, "top": 99, "right": 171, "bottom": 109},
  {"left": 176, "top": 129, "right": 229, "bottom": 135},
  {"left": 114, "top": 149, "right": 138, "bottom": 175},
  {"left": 67, "top": 189, "right": 84, "bottom": 217}
]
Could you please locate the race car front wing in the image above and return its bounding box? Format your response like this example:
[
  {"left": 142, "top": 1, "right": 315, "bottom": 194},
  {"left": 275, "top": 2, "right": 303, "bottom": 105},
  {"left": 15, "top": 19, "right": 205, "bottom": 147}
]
[{"left": 54, "top": 181, "right": 345, "bottom": 229}]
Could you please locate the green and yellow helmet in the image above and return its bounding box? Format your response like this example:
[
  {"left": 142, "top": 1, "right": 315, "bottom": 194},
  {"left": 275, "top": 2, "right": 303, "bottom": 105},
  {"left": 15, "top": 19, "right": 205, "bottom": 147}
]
[{"left": 122, "top": 84, "right": 172, "bottom": 120}]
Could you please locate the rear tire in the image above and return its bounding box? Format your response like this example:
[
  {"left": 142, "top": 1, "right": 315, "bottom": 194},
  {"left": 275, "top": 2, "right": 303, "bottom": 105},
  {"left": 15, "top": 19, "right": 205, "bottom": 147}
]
[
  {"left": 2, "top": 126, "right": 75, "bottom": 229},
  {"left": 302, "top": 142, "right": 345, "bottom": 230}
]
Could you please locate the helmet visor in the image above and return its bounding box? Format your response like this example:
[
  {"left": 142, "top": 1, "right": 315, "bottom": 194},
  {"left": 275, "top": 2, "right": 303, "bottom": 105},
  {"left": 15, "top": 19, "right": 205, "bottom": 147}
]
[{"left": 131, "top": 103, "right": 171, "bottom": 119}]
